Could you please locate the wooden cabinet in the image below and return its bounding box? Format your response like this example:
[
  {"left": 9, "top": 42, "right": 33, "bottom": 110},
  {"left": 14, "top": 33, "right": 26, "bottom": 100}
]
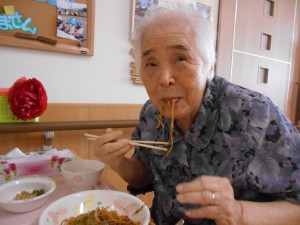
[{"left": 216, "top": 0, "right": 300, "bottom": 123}]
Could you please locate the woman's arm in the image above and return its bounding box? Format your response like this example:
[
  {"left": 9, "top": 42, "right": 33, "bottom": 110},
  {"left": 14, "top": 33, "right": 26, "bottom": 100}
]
[
  {"left": 239, "top": 200, "right": 300, "bottom": 225},
  {"left": 176, "top": 176, "right": 300, "bottom": 225},
  {"left": 111, "top": 156, "right": 153, "bottom": 188}
]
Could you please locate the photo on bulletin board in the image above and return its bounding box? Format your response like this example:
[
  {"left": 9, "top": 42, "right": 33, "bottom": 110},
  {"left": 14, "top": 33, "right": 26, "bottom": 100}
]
[
  {"left": 196, "top": 1, "right": 212, "bottom": 21},
  {"left": 56, "top": 1, "right": 87, "bottom": 42},
  {"left": 0, "top": 0, "right": 95, "bottom": 56},
  {"left": 131, "top": 0, "right": 159, "bottom": 38}
]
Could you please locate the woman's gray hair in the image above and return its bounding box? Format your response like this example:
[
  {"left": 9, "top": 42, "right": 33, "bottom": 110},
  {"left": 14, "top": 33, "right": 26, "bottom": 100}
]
[{"left": 132, "top": 3, "right": 216, "bottom": 79}]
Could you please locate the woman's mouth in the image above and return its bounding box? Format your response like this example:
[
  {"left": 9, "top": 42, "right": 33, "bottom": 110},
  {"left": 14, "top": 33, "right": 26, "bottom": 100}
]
[{"left": 163, "top": 97, "right": 180, "bottom": 105}]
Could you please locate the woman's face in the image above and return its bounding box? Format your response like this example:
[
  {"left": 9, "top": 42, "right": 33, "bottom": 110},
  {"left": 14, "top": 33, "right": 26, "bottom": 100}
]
[{"left": 140, "top": 16, "right": 208, "bottom": 124}]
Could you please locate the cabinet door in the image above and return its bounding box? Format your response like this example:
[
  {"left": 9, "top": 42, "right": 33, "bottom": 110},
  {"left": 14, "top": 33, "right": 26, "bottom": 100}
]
[
  {"left": 216, "top": 0, "right": 297, "bottom": 118},
  {"left": 232, "top": 52, "right": 290, "bottom": 110},
  {"left": 234, "top": 0, "right": 295, "bottom": 62}
]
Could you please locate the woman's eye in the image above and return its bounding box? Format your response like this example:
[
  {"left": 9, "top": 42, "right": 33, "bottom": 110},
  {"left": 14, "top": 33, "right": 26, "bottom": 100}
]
[
  {"left": 176, "top": 55, "right": 187, "bottom": 62},
  {"left": 146, "top": 62, "right": 157, "bottom": 68}
]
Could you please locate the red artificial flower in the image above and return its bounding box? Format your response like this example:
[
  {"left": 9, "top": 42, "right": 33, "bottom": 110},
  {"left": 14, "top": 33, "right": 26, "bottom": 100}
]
[
  {"left": 9, "top": 163, "right": 16, "bottom": 171},
  {"left": 8, "top": 77, "right": 48, "bottom": 120}
]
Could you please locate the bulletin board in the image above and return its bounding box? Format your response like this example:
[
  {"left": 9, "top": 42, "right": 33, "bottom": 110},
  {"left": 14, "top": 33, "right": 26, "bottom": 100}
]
[{"left": 0, "top": 0, "right": 95, "bottom": 56}]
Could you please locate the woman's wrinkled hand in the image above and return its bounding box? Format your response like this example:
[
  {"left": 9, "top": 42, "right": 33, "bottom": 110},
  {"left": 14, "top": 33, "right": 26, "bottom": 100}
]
[
  {"left": 93, "top": 128, "right": 132, "bottom": 170},
  {"left": 176, "top": 176, "right": 244, "bottom": 225}
]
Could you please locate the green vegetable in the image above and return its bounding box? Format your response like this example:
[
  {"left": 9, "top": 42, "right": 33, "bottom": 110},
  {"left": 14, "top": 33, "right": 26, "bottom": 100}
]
[
  {"left": 32, "top": 189, "right": 45, "bottom": 196},
  {"left": 132, "top": 204, "right": 145, "bottom": 216}
]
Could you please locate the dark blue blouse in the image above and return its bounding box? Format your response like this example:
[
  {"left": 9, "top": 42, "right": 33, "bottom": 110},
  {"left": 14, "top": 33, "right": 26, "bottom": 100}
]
[{"left": 132, "top": 75, "right": 300, "bottom": 225}]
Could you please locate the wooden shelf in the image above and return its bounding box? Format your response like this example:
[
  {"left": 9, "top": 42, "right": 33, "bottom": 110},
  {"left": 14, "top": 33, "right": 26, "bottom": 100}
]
[{"left": 0, "top": 120, "right": 139, "bottom": 133}]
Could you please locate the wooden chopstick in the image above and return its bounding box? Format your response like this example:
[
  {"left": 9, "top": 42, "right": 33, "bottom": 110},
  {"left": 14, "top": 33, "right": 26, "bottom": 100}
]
[
  {"left": 85, "top": 133, "right": 169, "bottom": 144},
  {"left": 84, "top": 133, "right": 99, "bottom": 138},
  {"left": 129, "top": 142, "right": 168, "bottom": 151},
  {"left": 86, "top": 137, "right": 98, "bottom": 141},
  {"left": 84, "top": 133, "right": 169, "bottom": 151},
  {"left": 131, "top": 140, "right": 169, "bottom": 145}
]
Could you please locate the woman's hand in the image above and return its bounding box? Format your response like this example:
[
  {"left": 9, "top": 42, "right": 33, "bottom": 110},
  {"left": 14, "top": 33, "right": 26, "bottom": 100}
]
[
  {"left": 93, "top": 128, "right": 152, "bottom": 188},
  {"left": 176, "top": 176, "right": 243, "bottom": 225},
  {"left": 93, "top": 128, "right": 132, "bottom": 170}
]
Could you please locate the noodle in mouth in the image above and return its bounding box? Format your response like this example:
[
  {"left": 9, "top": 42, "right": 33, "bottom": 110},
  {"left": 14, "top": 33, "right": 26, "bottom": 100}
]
[
  {"left": 60, "top": 207, "right": 141, "bottom": 225},
  {"left": 156, "top": 100, "right": 165, "bottom": 129},
  {"left": 156, "top": 100, "right": 175, "bottom": 156}
]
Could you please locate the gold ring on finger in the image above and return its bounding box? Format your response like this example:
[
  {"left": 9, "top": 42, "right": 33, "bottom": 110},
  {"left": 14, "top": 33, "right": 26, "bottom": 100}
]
[{"left": 210, "top": 192, "right": 215, "bottom": 205}]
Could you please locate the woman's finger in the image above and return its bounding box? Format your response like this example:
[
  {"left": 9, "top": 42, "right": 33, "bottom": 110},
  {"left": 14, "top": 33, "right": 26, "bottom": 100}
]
[
  {"left": 103, "top": 139, "right": 132, "bottom": 154},
  {"left": 106, "top": 128, "right": 113, "bottom": 134},
  {"left": 94, "top": 129, "right": 123, "bottom": 146},
  {"left": 177, "top": 190, "right": 214, "bottom": 205},
  {"left": 176, "top": 176, "right": 231, "bottom": 193}
]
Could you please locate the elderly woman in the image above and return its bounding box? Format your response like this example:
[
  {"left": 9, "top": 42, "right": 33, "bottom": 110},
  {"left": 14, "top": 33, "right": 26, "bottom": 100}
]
[{"left": 94, "top": 4, "right": 300, "bottom": 225}]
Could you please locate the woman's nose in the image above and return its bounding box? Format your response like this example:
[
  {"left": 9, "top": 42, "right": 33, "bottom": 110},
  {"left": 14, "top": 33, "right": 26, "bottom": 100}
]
[{"left": 159, "top": 68, "right": 175, "bottom": 86}]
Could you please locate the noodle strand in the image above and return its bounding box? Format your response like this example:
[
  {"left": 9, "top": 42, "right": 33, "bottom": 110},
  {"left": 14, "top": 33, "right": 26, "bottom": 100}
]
[
  {"left": 156, "top": 101, "right": 165, "bottom": 129},
  {"left": 155, "top": 100, "right": 175, "bottom": 156},
  {"left": 166, "top": 100, "right": 175, "bottom": 156},
  {"left": 60, "top": 207, "right": 141, "bottom": 225}
]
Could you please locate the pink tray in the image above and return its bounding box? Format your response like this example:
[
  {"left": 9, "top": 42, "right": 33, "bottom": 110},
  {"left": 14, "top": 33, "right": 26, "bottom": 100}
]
[{"left": 0, "top": 176, "right": 110, "bottom": 225}]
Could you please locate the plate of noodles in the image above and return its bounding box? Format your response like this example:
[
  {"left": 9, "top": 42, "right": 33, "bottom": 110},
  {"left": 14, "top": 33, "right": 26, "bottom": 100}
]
[{"left": 39, "top": 189, "right": 150, "bottom": 225}]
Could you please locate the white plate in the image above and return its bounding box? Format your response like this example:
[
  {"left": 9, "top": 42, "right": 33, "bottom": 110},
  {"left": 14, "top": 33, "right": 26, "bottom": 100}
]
[
  {"left": 0, "top": 175, "right": 56, "bottom": 213},
  {"left": 39, "top": 189, "right": 150, "bottom": 225}
]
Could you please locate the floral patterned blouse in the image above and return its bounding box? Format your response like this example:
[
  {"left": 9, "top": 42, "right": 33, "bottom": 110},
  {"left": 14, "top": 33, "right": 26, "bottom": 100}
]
[{"left": 132, "top": 75, "right": 300, "bottom": 225}]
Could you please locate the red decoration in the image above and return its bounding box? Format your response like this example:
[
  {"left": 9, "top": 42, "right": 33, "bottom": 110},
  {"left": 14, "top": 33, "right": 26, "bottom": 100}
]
[{"left": 8, "top": 77, "right": 48, "bottom": 120}]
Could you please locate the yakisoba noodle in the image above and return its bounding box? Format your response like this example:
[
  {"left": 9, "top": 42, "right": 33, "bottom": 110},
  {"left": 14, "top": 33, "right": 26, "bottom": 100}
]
[
  {"left": 156, "top": 100, "right": 175, "bottom": 156},
  {"left": 60, "top": 207, "right": 141, "bottom": 225},
  {"left": 156, "top": 100, "right": 165, "bottom": 129}
]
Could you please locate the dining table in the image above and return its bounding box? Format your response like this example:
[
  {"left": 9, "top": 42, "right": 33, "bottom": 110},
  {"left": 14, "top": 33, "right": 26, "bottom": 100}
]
[{"left": 0, "top": 175, "right": 110, "bottom": 225}]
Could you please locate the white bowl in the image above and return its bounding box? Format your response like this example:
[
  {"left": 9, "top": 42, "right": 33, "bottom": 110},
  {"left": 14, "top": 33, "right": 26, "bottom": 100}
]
[
  {"left": 61, "top": 159, "right": 105, "bottom": 192},
  {"left": 39, "top": 190, "right": 150, "bottom": 225},
  {"left": 0, "top": 175, "right": 56, "bottom": 213}
]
